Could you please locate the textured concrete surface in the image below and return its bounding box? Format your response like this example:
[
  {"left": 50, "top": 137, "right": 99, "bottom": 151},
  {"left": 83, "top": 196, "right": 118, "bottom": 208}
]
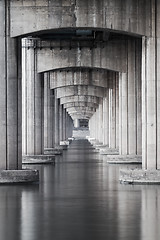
[
  {"left": 104, "top": 155, "right": 142, "bottom": 164},
  {"left": 22, "top": 155, "right": 55, "bottom": 164},
  {"left": 120, "top": 170, "right": 160, "bottom": 184},
  {"left": 0, "top": 169, "right": 39, "bottom": 184},
  {"left": 44, "top": 148, "right": 63, "bottom": 155},
  {"left": 10, "top": 0, "right": 150, "bottom": 37}
]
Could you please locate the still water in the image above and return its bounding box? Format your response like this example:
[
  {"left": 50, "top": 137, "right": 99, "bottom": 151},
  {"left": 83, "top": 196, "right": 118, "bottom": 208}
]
[{"left": 0, "top": 139, "right": 160, "bottom": 240}]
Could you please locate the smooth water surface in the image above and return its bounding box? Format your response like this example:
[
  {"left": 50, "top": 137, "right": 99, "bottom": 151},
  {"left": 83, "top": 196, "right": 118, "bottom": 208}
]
[{"left": 0, "top": 140, "right": 160, "bottom": 240}]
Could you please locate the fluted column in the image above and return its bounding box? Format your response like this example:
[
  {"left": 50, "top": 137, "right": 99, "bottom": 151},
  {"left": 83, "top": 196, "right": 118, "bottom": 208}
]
[{"left": 22, "top": 40, "right": 44, "bottom": 155}]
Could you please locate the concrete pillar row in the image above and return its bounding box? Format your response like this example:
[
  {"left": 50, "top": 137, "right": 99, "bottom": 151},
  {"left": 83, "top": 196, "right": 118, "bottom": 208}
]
[
  {"left": 44, "top": 72, "right": 55, "bottom": 149},
  {"left": 22, "top": 40, "right": 44, "bottom": 156},
  {"left": 119, "top": 38, "right": 142, "bottom": 156}
]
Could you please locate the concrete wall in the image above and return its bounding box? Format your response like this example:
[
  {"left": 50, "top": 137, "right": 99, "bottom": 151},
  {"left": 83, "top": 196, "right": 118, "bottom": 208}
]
[{"left": 10, "top": 0, "right": 150, "bottom": 37}]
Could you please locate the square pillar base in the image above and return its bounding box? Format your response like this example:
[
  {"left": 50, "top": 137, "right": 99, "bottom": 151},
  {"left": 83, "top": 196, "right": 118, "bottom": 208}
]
[{"left": 120, "top": 169, "right": 160, "bottom": 184}]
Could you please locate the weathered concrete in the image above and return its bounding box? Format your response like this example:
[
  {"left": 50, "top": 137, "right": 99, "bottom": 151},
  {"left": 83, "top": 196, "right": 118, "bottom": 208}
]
[
  {"left": 105, "top": 155, "right": 142, "bottom": 164},
  {"left": 119, "top": 39, "right": 142, "bottom": 156},
  {"left": 70, "top": 113, "right": 92, "bottom": 119},
  {"left": 108, "top": 73, "right": 119, "bottom": 149},
  {"left": 50, "top": 68, "right": 108, "bottom": 89},
  {"left": 22, "top": 155, "right": 55, "bottom": 164},
  {"left": 10, "top": 0, "right": 150, "bottom": 37},
  {"left": 1, "top": 0, "right": 160, "bottom": 184},
  {"left": 44, "top": 72, "right": 55, "bottom": 149},
  {"left": 37, "top": 40, "right": 126, "bottom": 73},
  {"left": 120, "top": 170, "right": 160, "bottom": 184},
  {"left": 0, "top": 169, "right": 39, "bottom": 184},
  {"left": 22, "top": 39, "right": 44, "bottom": 155},
  {"left": 56, "top": 85, "right": 105, "bottom": 99},
  {"left": 60, "top": 96, "right": 100, "bottom": 105},
  {"left": 66, "top": 106, "right": 96, "bottom": 114},
  {"left": 44, "top": 148, "right": 62, "bottom": 155},
  {"left": 63, "top": 102, "right": 98, "bottom": 109},
  {"left": 54, "top": 90, "right": 60, "bottom": 147},
  {"left": 74, "top": 119, "right": 80, "bottom": 128},
  {"left": 0, "top": 1, "right": 22, "bottom": 170}
]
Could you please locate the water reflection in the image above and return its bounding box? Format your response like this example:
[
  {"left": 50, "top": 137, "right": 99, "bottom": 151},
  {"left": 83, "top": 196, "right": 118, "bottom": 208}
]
[
  {"left": 0, "top": 140, "right": 159, "bottom": 240},
  {"left": 141, "top": 186, "right": 160, "bottom": 240}
]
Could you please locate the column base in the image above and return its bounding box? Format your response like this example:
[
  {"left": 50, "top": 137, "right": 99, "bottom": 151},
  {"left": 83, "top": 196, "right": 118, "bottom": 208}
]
[
  {"left": 22, "top": 155, "right": 55, "bottom": 164},
  {"left": 44, "top": 148, "right": 63, "bottom": 155},
  {"left": 0, "top": 169, "right": 39, "bottom": 184},
  {"left": 120, "top": 169, "right": 160, "bottom": 184},
  {"left": 99, "top": 147, "right": 119, "bottom": 155},
  {"left": 104, "top": 155, "right": 142, "bottom": 164},
  {"left": 60, "top": 141, "right": 70, "bottom": 150}
]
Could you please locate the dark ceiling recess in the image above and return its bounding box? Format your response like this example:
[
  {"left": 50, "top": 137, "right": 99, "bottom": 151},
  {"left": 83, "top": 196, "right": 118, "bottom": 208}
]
[{"left": 34, "top": 29, "right": 111, "bottom": 42}]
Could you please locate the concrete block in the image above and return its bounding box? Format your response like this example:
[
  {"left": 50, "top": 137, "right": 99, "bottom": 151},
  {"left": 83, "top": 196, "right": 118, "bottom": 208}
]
[
  {"left": 0, "top": 169, "right": 39, "bottom": 184},
  {"left": 22, "top": 155, "right": 55, "bottom": 164},
  {"left": 44, "top": 148, "right": 63, "bottom": 155},
  {"left": 104, "top": 155, "right": 142, "bottom": 164},
  {"left": 60, "top": 141, "right": 70, "bottom": 146},
  {"left": 120, "top": 169, "right": 160, "bottom": 184}
]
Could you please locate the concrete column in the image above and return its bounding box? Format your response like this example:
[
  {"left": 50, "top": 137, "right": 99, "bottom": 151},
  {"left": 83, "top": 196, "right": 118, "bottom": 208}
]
[
  {"left": 44, "top": 73, "right": 54, "bottom": 149},
  {"left": 95, "top": 109, "right": 99, "bottom": 142},
  {"left": 74, "top": 119, "right": 80, "bottom": 128},
  {"left": 109, "top": 73, "right": 118, "bottom": 149},
  {"left": 142, "top": 35, "right": 160, "bottom": 169},
  {"left": 103, "top": 91, "right": 109, "bottom": 146},
  {"left": 62, "top": 107, "right": 66, "bottom": 140},
  {"left": 59, "top": 103, "right": 63, "bottom": 141},
  {"left": 22, "top": 40, "right": 44, "bottom": 155},
  {"left": 98, "top": 101, "right": 103, "bottom": 144},
  {"left": 54, "top": 89, "right": 60, "bottom": 147},
  {"left": 119, "top": 38, "right": 141, "bottom": 156},
  {"left": 66, "top": 113, "right": 72, "bottom": 139},
  {"left": 0, "top": 1, "right": 22, "bottom": 170},
  {"left": 115, "top": 73, "right": 119, "bottom": 148}
]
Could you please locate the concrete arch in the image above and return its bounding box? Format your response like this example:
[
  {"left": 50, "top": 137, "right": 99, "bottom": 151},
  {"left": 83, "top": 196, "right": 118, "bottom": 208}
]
[
  {"left": 56, "top": 85, "right": 105, "bottom": 99},
  {"left": 63, "top": 102, "right": 98, "bottom": 109},
  {"left": 50, "top": 68, "right": 110, "bottom": 89},
  {"left": 37, "top": 39, "right": 126, "bottom": 73},
  {"left": 66, "top": 106, "right": 96, "bottom": 113},
  {"left": 60, "top": 96, "right": 100, "bottom": 105},
  {"left": 69, "top": 112, "right": 93, "bottom": 120}
]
